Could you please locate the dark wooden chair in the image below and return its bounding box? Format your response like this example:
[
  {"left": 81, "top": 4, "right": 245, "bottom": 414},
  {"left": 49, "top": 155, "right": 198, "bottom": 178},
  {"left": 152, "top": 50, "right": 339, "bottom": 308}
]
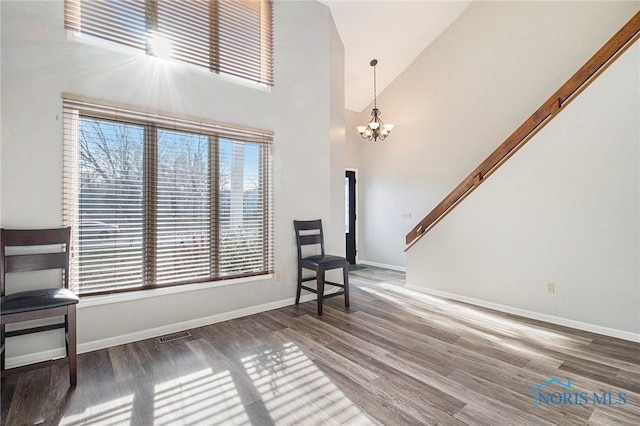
[
  {"left": 293, "top": 220, "right": 349, "bottom": 315},
  {"left": 1, "top": 227, "right": 79, "bottom": 387}
]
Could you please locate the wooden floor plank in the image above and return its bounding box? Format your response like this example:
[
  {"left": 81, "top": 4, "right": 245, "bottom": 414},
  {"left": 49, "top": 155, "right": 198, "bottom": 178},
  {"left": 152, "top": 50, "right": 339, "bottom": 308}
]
[
  {"left": 108, "top": 341, "right": 149, "bottom": 382},
  {"left": 559, "top": 357, "right": 640, "bottom": 394},
  {"left": 3, "top": 266, "right": 639, "bottom": 425}
]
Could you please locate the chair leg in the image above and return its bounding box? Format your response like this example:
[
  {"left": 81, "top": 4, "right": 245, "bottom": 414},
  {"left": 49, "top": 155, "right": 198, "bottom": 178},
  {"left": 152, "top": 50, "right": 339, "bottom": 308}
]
[
  {"left": 67, "top": 306, "right": 77, "bottom": 387},
  {"left": 343, "top": 264, "right": 350, "bottom": 308},
  {"left": 317, "top": 269, "right": 325, "bottom": 316},
  {"left": 295, "top": 266, "right": 303, "bottom": 305}
]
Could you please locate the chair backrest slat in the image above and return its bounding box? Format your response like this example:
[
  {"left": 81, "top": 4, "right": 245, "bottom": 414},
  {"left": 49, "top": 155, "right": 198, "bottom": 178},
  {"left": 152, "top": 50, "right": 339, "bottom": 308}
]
[
  {"left": 1, "top": 227, "right": 72, "bottom": 297},
  {"left": 5, "top": 253, "right": 68, "bottom": 273},
  {"left": 3, "top": 228, "right": 70, "bottom": 246},
  {"left": 294, "top": 220, "right": 323, "bottom": 231},
  {"left": 299, "top": 234, "right": 322, "bottom": 246},
  {"left": 293, "top": 220, "right": 325, "bottom": 259}
]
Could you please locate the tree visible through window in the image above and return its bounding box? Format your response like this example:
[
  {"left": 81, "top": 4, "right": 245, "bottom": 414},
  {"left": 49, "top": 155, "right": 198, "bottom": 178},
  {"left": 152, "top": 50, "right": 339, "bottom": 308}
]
[
  {"left": 64, "top": 98, "right": 274, "bottom": 295},
  {"left": 156, "top": 129, "right": 211, "bottom": 284},
  {"left": 79, "top": 118, "right": 145, "bottom": 290}
]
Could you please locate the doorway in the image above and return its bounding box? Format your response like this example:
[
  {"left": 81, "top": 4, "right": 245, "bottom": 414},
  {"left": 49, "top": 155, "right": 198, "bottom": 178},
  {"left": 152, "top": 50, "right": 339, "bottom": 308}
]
[{"left": 345, "top": 170, "right": 357, "bottom": 264}]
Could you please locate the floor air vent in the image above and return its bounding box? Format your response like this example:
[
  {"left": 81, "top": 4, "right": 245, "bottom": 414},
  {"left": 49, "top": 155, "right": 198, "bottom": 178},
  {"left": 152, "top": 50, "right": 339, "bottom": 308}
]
[{"left": 157, "top": 331, "right": 192, "bottom": 343}]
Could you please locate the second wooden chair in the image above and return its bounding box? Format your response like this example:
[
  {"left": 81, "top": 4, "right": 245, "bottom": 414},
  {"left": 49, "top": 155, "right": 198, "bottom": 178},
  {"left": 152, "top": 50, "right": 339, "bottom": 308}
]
[{"left": 293, "top": 220, "right": 349, "bottom": 315}]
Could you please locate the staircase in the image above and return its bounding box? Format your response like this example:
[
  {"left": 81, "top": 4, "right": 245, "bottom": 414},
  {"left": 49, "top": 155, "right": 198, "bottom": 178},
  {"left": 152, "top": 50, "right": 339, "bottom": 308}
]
[
  {"left": 403, "top": 11, "right": 640, "bottom": 341},
  {"left": 405, "top": 12, "right": 640, "bottom": 250}
]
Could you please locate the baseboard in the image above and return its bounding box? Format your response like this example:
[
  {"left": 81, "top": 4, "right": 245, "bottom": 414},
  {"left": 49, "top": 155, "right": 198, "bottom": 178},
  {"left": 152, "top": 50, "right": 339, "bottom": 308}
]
[
  {"left": 4, "top": 348, "right": 67, "bottom": 369},
  {"left": 360, "top": 260, "right": 406, "bottom": 272},
  {"left": 405, "top": 284, "right": 640, "bottom": 343},
  {"left": 78, "top": 293, "right": 327, "bottom": 353},
  {"left": 4, "top": 292, "right": 327, "bottom": 368}
]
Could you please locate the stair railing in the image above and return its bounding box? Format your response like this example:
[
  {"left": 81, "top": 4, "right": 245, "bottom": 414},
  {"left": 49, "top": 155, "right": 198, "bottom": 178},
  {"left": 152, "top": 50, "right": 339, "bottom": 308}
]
[{"left": 406, "top": 12, "right": 640, "bottom": 250}]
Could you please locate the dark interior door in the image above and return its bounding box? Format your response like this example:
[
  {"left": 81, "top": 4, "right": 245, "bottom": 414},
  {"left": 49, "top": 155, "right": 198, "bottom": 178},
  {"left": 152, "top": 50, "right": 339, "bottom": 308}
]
[{"left": 345, "top": 170, "right": 356, "bottom": 264}]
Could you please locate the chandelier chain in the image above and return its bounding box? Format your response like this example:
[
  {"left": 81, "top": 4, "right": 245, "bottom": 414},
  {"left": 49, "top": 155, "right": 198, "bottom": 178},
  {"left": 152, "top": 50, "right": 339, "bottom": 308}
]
[{"left": 373, "top": 64, "right": 377, "bottom": 110}]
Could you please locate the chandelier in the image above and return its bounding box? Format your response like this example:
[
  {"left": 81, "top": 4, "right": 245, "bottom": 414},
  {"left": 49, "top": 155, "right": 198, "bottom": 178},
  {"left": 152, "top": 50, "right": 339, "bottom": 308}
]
[{"left": 357, "top": 59, "right": 393, "bottom": 141}]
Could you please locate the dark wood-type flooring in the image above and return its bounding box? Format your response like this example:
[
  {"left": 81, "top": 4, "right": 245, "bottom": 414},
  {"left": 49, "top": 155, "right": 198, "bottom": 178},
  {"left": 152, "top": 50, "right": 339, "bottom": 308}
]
[{"left": 2, "top": 267, "right": 639, "bottom": 425}]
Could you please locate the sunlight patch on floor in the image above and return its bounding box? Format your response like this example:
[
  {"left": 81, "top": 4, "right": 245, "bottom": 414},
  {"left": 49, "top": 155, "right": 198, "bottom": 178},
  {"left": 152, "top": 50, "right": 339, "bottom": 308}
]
[
  {"left": 446, "top": 303, "right": 574, "bottom": 342},
  {"left": 60, "top": 394, "right": 134, "bottom": 426},
  {"left": 358, "top": 277, "right": 590, "bottom": 359},
  {"left": 153, "top": 369, "right": 250, "bottom": 425},
  {"left": 242, "top": 342, "right": 374, "bottom": 425},
  {"left": 364, "top": 280, "right": 578, "bottom": 342},
  {"left": 499, "top": 340, "right": 551, "bottom": 360},
  {"left": 358, "top": 282, "right": 449, "bottom": 308}
]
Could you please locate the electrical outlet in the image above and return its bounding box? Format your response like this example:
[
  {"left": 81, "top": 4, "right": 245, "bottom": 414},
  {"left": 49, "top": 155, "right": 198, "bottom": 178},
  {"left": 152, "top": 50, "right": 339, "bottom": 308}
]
[
  {"left": 275, "top": 271, "right": 281, "bottom": 281},
  {"left": 547, "top": 282, "right": 555, "bottom": 294}
]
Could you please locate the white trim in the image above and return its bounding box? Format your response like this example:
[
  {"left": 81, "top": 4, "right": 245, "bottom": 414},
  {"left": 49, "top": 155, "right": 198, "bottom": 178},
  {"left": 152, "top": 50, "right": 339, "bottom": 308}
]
[
  {"left": 79, "top": 274, "right": 273, "bottom": 308},
  {"left": 4, "top": 291, "right": 331, "bottom": 368},
  {"left": 405, "top": 283, "right": 640, "bottom": 343},
  {"left": 360, "top": 260, "right": 406, "bottom": 272},
  {"left": 78, "top": 294, "right": 311, "bottom": 353},
  {"left": 4, "top": 348, "right": 67, "bottom": 370}
]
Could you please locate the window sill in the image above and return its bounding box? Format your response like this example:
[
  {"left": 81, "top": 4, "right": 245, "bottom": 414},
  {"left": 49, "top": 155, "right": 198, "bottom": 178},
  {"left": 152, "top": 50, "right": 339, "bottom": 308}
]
[{"left": 78, "top": 274, "right": 274, "bottom": 309}]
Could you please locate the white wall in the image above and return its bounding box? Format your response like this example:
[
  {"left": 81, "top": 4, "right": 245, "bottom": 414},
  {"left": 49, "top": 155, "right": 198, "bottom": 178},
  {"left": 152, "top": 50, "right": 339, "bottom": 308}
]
[
  {"left": 344, "top": 110, "right": 361, "bottom": 171},
  {"left": 356, "top": 1, "right": 639, "bottom": 269},
  {"left": 0, "top": 2, "right": 2, "bottom": 228},
  {"left": 1, "top": 0, "right": 345, "bottom": 362},
  {"left": 407, "top": 41, "right": 639, "bottom": 339},
  {"left": 328, "top": 14, "right": 346, "bottom": 258},
  {"left": 344, "top": 110, "right": 362, "bottom": 260}
]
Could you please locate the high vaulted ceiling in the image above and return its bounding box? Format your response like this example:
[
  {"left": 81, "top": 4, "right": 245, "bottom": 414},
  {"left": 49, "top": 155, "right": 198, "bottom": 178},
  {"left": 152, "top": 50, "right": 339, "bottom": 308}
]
[{"left": 319, "top": 1, "right": 472, "bottom": 112}]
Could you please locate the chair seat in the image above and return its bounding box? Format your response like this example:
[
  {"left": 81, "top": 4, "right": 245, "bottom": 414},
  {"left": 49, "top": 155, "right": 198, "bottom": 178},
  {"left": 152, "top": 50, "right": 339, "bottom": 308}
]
[
  {"left": 1, "top": 288, "right": 79, "bottom": 315},
  {"left": 301, "top": 254, "right": 348, "bottom": 269}
]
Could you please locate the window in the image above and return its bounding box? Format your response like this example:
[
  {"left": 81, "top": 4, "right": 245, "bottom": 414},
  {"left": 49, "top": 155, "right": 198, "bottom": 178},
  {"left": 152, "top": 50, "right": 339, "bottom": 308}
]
[
  {"left": 63, "top": 97, "right": 274, "bottom": 295},
  {"left": 64, "top": 0, "right": 274, "bottom": 86}
]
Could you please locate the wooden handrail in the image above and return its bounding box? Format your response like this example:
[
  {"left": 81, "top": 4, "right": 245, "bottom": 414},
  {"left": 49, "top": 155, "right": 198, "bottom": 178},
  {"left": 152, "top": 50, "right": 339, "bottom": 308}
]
[{"left": 405, "top": 12, "right": 640, "bottom": 250}]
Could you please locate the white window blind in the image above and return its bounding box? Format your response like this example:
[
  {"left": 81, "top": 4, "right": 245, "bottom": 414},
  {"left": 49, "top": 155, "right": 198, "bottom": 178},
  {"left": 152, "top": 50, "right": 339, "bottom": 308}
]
[
  {"left": 63, "top": 97, "right": 274, "bottom": 295},
  {"left": 64, "top": 0, "right": 274, "bottom": 86},
  {"left": 156, "top": 129, "right": 212, "bottom": 284}
]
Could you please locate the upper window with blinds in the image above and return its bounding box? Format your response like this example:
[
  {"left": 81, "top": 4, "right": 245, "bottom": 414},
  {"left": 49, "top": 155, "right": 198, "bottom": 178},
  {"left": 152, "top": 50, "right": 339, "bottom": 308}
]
[
  {"left": 63, "top": 97, "right": 274, "bottom": 295},
  {"left": 64, "top": 0, "right": 274, "bottom": 86}
]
